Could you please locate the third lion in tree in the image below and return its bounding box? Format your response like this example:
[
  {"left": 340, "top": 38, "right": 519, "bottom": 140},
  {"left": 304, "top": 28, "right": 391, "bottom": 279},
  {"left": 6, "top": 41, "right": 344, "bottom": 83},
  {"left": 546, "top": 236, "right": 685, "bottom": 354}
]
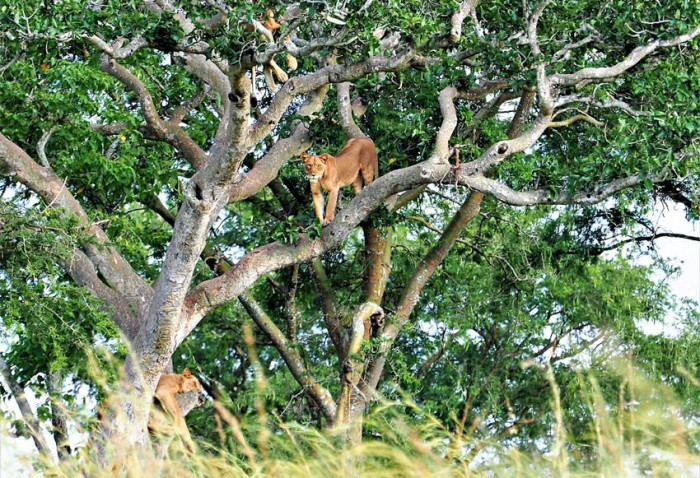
[{"left": 300, "top": 138, "right": 379, "bottom": 225}]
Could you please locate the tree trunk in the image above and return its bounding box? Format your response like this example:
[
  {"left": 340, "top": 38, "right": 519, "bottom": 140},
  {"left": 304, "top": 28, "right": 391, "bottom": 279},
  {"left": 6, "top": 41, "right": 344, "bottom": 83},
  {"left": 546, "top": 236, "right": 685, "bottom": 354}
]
[
  {"left": 335, "top": 302, "right": 383, "bottom": 444},
  {"left": 347, "top": 389, "right": 368, "bottom": 446},
  {"left": 48, "top": 371, "right": 71, "bottom": 461},
  {"left": 96, "top": 355, "right": 155, "bottom": 454}
]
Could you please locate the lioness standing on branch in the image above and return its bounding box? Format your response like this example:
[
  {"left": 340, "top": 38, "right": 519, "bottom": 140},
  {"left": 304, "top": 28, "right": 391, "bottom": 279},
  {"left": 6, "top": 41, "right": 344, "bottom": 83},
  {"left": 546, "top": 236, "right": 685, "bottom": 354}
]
[{"left": 300, "top": 138, "right": 379, "bottom": 225}]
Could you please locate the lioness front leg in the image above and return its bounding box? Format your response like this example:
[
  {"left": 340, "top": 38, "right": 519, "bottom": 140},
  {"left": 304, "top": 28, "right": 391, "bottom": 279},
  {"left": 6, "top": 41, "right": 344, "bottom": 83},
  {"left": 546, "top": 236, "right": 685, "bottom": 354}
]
[
  {"left": 158, "top": 394, "right": 195, "bottom": 451},
  {"left": 325, "top": 187, "right": 340, "bottom": 225},
  {"left": 310, "top": 181, "right": 326, "bottom": 224}
]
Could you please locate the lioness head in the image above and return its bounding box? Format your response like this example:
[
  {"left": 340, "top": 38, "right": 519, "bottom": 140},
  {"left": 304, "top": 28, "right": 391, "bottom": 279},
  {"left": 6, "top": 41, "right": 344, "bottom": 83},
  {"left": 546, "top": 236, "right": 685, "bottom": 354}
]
[
  {"left": 300, "top": 152, "right": 331, "bottom": 182},
  {"left": 180, "top": 368, "right": 204, "bottom": 394}
]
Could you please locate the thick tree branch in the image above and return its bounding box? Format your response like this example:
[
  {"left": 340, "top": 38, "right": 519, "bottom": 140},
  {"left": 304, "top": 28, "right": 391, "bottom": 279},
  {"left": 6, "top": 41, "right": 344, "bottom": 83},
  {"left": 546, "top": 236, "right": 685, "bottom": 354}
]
[
  {"left": 101, "top": 58, "right": 166, "bottom": 135},
  {"left": 267, "top": 267, "right": 301, "bottom": 344},
  {"left": 469, "top": 171, "right": 669, "bottom": 206},
  {"left": 48, "top": 371, "right": 71, "bottom": 461},
  {"left": 507, "top": 90, "right": 536, "bottom": 138},
  {"left": 63, "top": 250, "right": 141, "bottom": 337},
  {"left": 337, "top": 82, "right": 365, "bottom": 138},
  {"left": 527, "top": 0, "right": 553, "bottom": 57},
  {"left": 362, "top": 190, "right": 484, "bottom": 396},
  {"left": 179, "top": 52, "right": 231, "bottom": 106},
  {"left": 394, "top": 192, "right": 483, "bottom": 329},
  {"left": 428, "top": 82, "right": 508, "bottom": 164},
  {"left": 0, "top": 132, "right": 152, "bottom": 322},
  {"left": 363, "top": 225, "right": 392, "bottom": 306},
  {"left": 239, "top": 291, "right": 337, "bottom": 421},
  {"left": 142, "top": 193, "right": 176, "bottom": 227},
  {"left": 201, "top": 70, "right": 252, "bottom": 187},
  {"left": 135, "top": 71, "right": 255, "bottom": 373},
  {"left": 450, "top": 0, "right": 481, "bottom": 43},
  {"left": 169, "top": 87, "right": 207, "bottom": 124},
  {"left": 229, "top": 85, "right": 330, "bottom": 202},
  {"left": 336, "top": 302, "right": 383, "bottom": 429}
]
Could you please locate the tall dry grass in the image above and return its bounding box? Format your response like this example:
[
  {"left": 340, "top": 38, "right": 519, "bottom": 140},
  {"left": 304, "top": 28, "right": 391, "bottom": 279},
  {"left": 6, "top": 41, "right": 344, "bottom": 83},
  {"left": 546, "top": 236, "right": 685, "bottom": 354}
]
[{"left": 6, "top": 361, "right": 700, "bottom": 477}]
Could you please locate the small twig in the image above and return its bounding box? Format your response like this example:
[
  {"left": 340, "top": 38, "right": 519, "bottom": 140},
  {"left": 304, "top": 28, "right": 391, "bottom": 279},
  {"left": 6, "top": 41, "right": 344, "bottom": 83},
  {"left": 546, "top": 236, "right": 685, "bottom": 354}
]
[{"left": 36, "top": 125, "right": 57, "bottom": 168}]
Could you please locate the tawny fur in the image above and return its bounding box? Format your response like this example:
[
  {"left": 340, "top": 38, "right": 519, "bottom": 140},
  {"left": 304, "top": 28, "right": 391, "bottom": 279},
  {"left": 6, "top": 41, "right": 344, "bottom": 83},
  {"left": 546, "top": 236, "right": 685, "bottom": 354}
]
[
  {"left": 148, "top": 368, "right": 204, "bottom": 451},
  {"left": 253, "top": 9, "right": 296, "bottom": 93},
  {"left": 300, "top": 137, "right": 379, "bottom": 225}
]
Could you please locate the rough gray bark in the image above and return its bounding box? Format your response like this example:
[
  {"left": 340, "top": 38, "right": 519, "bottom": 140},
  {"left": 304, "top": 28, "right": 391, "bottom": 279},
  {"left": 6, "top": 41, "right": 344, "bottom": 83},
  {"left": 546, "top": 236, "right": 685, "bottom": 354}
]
[
  {"left": 1, "top": 0, "right": 698, "bottom": 452},
  {"left": 48, "top": 371, "right": 71, "bottom": 461},
  {"left": 0, "top": 356, "right": 53, "bottom": 461}
]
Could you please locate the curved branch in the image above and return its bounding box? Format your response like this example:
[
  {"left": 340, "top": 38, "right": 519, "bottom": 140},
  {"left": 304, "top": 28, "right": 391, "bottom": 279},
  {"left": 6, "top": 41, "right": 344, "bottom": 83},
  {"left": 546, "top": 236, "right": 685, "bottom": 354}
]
[
  {"left": 590, "top": 232, "right": 700, "bottom": 254},
  {"left": 36, "top": 126, "right": 57, "bottom": 168},
  {"left": 48, "top": 371, "right": 71, "bottom": 461},
  {"left": 528, "top": 0, "right": 553, "bottom": 57},
  {"left": 549, "top": 113, "right": 604, "bottom": 128},
  {"left": 428, "top": 82, "right": 508, "bottom": 164},
  {"left": 552, "top": 25, "right": 601, "bottom": 63},
  {"left": 507, "top": 90, "right": 536, "bottom": 138},
  {"left": 362, "top": 191, "right": 484, "bottom": 395},
  {"left": 101, "top": 57, "right": 209, "bottom": 170},
  {"left": 470, "top": 171, "right": 668, "bottom": 206},
  {"left": 551, "top": 25, "right": 700, "bottom": 86},
  {"left": 337, "top": 82, "right": 365, "bottom": 138},
  {"left": 169, "top": 88, "right": 207, "bottom": 124},
  {"left": 0, "top": 132, "right": 152, "bottom": 320},
  {"left": 335, "top": 302, "right": 383, "bottom": 426},
  {"left": 63, "top": 250, "right": 141, "bottom": 337}
]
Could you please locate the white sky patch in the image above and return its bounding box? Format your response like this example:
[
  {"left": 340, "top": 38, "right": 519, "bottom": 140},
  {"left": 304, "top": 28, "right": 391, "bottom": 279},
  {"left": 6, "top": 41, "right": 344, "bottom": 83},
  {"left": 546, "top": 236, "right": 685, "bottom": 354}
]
[
  {"left": 610, "top": 202, "right": 700, "bottom": 336},
  {"left": 649, "top": 203, "right": 700, "bottom": 303},
  {"left": 0, "top": 420, "right": 35, "bottom": 477}
]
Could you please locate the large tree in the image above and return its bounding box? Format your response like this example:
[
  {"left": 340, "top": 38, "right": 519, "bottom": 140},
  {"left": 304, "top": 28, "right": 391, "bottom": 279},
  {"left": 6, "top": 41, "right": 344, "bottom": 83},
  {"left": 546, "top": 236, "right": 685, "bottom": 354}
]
[{"left": 1, "top": 0, "right": 699, "bottom": 448}]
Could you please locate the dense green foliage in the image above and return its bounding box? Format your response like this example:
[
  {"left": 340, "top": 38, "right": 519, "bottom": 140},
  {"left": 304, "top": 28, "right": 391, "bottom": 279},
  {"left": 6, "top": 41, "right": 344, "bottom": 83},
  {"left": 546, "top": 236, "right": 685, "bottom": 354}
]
[{"left": 0, "top": 0, "right": 699, "bottom": 471}]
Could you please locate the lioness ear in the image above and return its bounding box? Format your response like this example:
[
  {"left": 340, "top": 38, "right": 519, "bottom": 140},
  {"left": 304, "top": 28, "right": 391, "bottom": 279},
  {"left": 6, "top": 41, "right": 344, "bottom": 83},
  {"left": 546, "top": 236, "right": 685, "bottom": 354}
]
[
  {"left": 183, "top": 368, "right": 192, "bottom": 377},
  {"left": 300, "top": 152, "right": 309, "bottom": 161},
  {"left": 320, "top": 154, "right": 331, "bottom": 164}
]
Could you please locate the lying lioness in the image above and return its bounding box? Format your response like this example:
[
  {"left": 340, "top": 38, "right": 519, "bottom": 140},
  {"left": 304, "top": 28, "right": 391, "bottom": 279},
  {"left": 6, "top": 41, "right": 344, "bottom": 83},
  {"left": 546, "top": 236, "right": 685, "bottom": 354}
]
[
  {"left": 300, "top": 137, "right": 379, "bottom": 225},
  {"left": 149, "top": 368, "right": 205, "bottom": 451}
]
